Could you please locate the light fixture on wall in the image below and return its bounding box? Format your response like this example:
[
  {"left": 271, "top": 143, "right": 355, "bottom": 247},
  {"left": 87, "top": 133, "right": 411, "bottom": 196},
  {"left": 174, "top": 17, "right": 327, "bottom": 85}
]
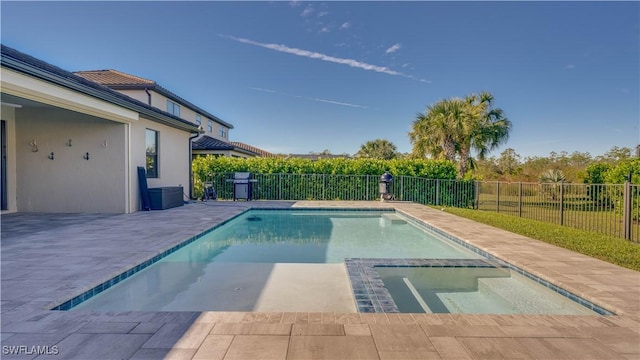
[
  {"left": 101, "top": 140, "right": 108, "bottom": 148},
  {"left": 83, "top": 152, "right": 90, "bottom": 160},
  {"left": 48, "top": 152, "right": 54, "bottom": 160},
  {"left": 30, "top": 139, "right": 39, "bottom": 152},
  {"left": 66, "top": 139, "right": 72, "bottom": 147}
]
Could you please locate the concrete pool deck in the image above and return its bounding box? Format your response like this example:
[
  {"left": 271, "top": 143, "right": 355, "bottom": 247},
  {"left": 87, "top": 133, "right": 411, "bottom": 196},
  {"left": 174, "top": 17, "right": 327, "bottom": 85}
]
[{"left": 1, "top": 201, "right": 639, "bottom": 359}]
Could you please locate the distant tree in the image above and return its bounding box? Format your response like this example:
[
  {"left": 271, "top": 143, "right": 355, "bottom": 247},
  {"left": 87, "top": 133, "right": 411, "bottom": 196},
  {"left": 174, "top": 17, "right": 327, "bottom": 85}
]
[
  {"left": 355, "top": 139, "right": 399, "bottom": 160},
  {"left": 539, "top": 169, "right": 566, "bottom": 200},
  {"left": 409, "top": 91, "right": 511, "bottom": 177},
  {"left": 539, "top": 169, "right": 566, "bottom": 183},
  {"left": 496, "top": 148, "right": 522, "bottom": 177},
  {"left": 596, "top": 146, "right": 632, "bottom": 163}
]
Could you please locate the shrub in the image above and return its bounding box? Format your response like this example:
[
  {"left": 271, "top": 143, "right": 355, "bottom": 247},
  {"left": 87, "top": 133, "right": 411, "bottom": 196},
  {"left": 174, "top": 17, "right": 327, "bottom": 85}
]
[{"left": 192, "top": 156, "right": 459, "bottom": 201}]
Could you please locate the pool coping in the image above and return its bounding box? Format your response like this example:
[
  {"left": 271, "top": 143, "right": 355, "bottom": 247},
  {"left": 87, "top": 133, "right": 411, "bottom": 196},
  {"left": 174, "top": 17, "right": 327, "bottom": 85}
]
[
  {"left": 50, "top": 207, "right": 396, "bottom": 311},
  {"left": 2, "top": 201, "right": 639, "bottom": 360},
  {"left": 51, "top": 206, "right": 614, "bottom": 316}
]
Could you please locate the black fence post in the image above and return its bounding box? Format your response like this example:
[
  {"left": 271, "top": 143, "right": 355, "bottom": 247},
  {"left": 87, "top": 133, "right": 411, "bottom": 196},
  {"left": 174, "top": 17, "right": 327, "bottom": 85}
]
[
  {"left": 474, "top": 181, "right": 480, "bottom": 209},
  {"left": 559, "top": 181, "right": 564, "bottom": 226},
  {"left": 496, "top": 182, "right": 500, "bottom": 213},
  {"left": 624, "top": 180, "right": 632, "bottom": 240},
  {"left": 518, "top": 182, "right": 523, "bottom": 217}
]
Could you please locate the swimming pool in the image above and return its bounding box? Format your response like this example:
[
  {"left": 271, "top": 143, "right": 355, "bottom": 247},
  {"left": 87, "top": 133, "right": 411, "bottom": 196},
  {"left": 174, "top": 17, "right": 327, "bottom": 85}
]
[{"left": 62, "top": 209, "right": 610, "bottom": 314}]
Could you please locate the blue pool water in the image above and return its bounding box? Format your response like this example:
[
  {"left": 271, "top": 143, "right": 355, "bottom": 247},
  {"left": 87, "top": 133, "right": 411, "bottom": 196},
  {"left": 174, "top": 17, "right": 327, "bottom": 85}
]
[
  {"left": 66, "top": 209, "right": 609, "bottom": 314},
  {"left": 160, "top": 210, "right": 482, "bottom": 263}
]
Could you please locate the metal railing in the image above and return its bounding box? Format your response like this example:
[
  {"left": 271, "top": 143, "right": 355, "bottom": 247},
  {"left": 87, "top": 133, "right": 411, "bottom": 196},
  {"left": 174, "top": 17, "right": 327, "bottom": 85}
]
[{"left": 198, "top": 173, "right": 639, "bottom": 242}]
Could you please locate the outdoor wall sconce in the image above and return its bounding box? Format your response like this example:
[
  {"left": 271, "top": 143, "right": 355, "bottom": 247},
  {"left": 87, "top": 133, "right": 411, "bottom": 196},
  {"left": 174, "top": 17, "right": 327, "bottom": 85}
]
[
  {"left": 48, "top": 152, "right": 54, "bottom": 160},
  {"left": 30, "top": 139, "right": 38, "bottom": 152},
  {"left": 102, "top": 140, "right": 108, "bottom": 148},
  {"left": 83, "top": 152, "right": 90, "bottom": 160},
  {"left": 66, "top": 139, "right": 72, "bottom": 147}
]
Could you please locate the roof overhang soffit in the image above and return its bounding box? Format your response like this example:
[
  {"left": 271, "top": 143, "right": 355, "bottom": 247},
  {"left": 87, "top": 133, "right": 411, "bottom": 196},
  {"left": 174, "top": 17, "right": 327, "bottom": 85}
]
[{"left": 1, "top": 68, "right": 139, "bottom": 124}]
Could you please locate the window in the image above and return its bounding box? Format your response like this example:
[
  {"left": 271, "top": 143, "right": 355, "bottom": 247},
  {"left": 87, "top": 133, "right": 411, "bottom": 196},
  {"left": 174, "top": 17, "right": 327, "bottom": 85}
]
[
  {"left": 145, "top": 129, "right": 158, "bottom": 178},
  {"left": 195, "top": 114, "right": 202, "bottom": 126},
  {"left": 207, "top": 120, "right": 213, "bottom": 133},
  {"left": 219, "top": 126, "right": 227, "bottom": 138},
  {"left": 166, "top": 100, "right": 180, "bottom": 117}
]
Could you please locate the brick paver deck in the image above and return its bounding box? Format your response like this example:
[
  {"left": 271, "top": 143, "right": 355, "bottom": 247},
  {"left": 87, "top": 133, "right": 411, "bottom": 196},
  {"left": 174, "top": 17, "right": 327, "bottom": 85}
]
[{"left": 2, "top": 201, "right": 639, "bottom": 359}]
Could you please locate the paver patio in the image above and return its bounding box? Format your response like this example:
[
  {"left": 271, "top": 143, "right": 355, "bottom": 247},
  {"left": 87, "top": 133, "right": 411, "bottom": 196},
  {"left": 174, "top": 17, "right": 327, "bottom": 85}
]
[{"left": 1, "top": 201, "right": 639, "bottom": 359}]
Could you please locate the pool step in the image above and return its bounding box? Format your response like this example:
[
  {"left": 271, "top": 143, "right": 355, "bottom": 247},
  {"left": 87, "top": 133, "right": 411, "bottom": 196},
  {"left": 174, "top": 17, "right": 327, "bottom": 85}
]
[
  {"left": 382, "top": 214, "right": 407, "bottom": 225},
  {"left": 402, "top": 277, "right": 432, "bottom": 313}
]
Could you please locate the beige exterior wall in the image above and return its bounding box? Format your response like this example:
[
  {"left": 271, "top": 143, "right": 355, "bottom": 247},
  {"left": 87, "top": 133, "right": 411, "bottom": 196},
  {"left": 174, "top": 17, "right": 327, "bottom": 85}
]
[
  {"left": 15, "top": 107, "right": 127, "bottom": 213},
  {"left": 1, "top": 105, "right": 18, "bottom": 212},
  {"left": 2, "top": 68, "right": 194, "bottom": 213},
  {"left": 129, "top": 117, "right": 190, "bottom": 211},
  {"left": 117, "top": 89, "right": 150, "bottom": 105},
  {"left": 114, "top": 89, "right": 229, "bottom": 141}
]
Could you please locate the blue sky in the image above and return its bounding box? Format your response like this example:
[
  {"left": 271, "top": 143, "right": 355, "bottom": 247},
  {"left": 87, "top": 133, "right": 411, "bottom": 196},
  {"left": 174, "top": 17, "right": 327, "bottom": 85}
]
[{"left": 2, "top": 1, "right": 638, "bottom": 158}]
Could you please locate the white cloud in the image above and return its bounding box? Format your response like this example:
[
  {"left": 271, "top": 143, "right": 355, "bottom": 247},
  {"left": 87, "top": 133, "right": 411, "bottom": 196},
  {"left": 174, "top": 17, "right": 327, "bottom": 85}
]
[
  {"left": 297, "top": 95, "right": 367, "bottom": 108},
  {"left": 386, "top": 43, "right": 402, "bottom": 54},
  {"left": 319, "top": 27, "right": 330, "bottom": 33},
  {"left": 289, "top": 1, "right": 300, "bottom": 7},
  {"left": 221, "top": 34, "right": 429, "bottom": 83},
  {"left": 340, "top": 22, "right": 350, "bottom": 30},
  {"left": 565, "top": 64, "right": 575, "bottom": 69},
  {"left": 249, "top": 87, "right": 368, "bottom": 108},
  {"left": 249, "top": 87, "right": 277, "bottom": 93},
  {"left": 317, "top": 11, "right": 329, "bottom": 17},
  {"left": 301, "top": 6, "right": 314, "bottom": 17}
]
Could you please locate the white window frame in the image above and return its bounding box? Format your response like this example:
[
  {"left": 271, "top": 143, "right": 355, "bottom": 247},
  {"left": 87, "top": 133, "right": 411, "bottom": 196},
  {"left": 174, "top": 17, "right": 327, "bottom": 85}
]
[{"left": 167, "top": 100, "right": 180, "bottom": 117}]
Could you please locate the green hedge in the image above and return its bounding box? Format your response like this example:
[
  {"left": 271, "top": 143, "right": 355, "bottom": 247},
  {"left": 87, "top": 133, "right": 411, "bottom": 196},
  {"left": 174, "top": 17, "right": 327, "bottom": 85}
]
[
  {"left": 193, "top": 156, "right": 457, "bottom": 177},
  {"left": 192, "top": 156, "right": 462, "bottom": 202}
]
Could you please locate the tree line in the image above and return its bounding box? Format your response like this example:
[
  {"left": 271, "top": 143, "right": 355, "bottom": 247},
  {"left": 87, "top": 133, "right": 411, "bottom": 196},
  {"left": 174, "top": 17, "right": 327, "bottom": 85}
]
[{"left": 352, "top": 91, "right": 637, "bottom": 184}]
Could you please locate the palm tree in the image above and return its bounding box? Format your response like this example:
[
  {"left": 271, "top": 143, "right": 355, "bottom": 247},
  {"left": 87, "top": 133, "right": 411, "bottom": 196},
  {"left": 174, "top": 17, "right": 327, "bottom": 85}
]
[
  {"left": 409, "top": 91, "right": 511, "bottom": 177},
  {"left": 409, "top": 98, "right": 467, "bottom": 162},
  {"left": 355, "top": 139, "right": 399, "bottom": 160},
  {"left": 457, "top": 92, "right": 512, "bottom": 176},
  {"left": 539, "top": 169, "right": 566, "bottom": 200}
]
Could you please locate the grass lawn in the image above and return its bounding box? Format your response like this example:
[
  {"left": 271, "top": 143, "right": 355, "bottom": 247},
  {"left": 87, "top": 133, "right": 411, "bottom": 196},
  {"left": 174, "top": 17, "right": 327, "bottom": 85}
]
[{"left": 438, "top": 206, "right": 640, "bottom": 272}]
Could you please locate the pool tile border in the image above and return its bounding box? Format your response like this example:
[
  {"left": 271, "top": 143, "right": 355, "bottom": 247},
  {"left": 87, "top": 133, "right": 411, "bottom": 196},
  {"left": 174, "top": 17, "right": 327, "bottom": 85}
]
[
  {"left": 345, "top": 258, "right": 505, "bottom": 313},
  {"left": 51, "top": 208, "right": 395, "bottom": 311},
  {"left": 360, "top": 210, "right": 614, "bottom": 316},
  {"left": 52, "top": 207, "right": 613, "bottom": 315},
  {"left": 51, "top": 209, "right": 257, "bottom": 310}
]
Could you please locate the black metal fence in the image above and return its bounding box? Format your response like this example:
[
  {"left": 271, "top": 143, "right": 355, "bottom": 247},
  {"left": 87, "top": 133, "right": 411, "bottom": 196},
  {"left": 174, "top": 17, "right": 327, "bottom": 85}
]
[{"left": 199, "top": 173, "right": 639, "bottom": 242}]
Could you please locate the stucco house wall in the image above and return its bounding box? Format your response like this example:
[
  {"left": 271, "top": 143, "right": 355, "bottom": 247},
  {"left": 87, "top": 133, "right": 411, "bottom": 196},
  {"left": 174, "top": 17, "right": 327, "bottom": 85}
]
[
  {"left": 15, "top": 108, "right": 127, "bottom": 213},
  {"left": 1, "top": 45, "right": 200, "bottom": 214},
  {"left": 1, "top": 105, "right": 18, "bottom": 212}
]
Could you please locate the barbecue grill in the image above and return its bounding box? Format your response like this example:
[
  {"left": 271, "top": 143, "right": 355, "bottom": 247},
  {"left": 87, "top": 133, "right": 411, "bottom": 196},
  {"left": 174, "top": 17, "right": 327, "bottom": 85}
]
[{"left": 228, "top": 172, "right": 257, "bottom": 201}]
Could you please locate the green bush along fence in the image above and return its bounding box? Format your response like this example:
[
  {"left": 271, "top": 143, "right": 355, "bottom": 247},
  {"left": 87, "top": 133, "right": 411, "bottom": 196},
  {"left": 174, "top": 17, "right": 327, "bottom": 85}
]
[
  {"left": 199, "top": 173, "right": 475, "bottom": 207},
  {"left": 198, "top": 172, "right": 639, "bottom": 242}
]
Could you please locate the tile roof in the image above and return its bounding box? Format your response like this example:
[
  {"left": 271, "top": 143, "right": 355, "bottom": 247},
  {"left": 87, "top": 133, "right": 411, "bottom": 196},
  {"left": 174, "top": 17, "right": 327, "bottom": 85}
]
[
  {"left": 192, "top": 136, "right": 235, "bottom": 151},
  {"left": 74, "top": 69, "right": 234, "bottom": 129},
  {"left": 74, "top": 69, "right": 155, "bottom": 86},
  {"left": 287, "top": 153, "right": 352, "bottom": 160},
  {"left": 192, "top": 137, "right": 276, "bottom": 158},
  {"left": 0, "top": 45, "right": 198, "bottom": 133},
  {"left": 231, "top": 142, "right": 276, "bottom": 158}
]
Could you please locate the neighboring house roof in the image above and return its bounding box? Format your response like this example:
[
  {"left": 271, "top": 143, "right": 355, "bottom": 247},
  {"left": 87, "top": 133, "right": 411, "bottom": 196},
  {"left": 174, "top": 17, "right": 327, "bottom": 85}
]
[
  {"left": 74, "top": 69, "right": 234, "bottom": 129},
  {"left": 192, "top": 136, "right": 235, "bottom": 151},
  {"left": 1, "top": 45, "right": 199, "bottom": 133},
  {"left": 192, "top": 136, "right": 274, "bottom": 158},
  {"left": 287, "top": 154, "right": 352, "bottom": 160},
  {"left": 231, "top": 142, "right": 276, "bottom": 158}
]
